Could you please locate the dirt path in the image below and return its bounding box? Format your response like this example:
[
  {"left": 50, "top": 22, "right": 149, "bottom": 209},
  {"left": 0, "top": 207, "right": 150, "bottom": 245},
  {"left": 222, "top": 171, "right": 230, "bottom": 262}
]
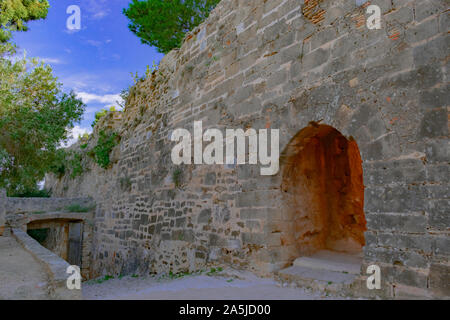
[
  {"left": 0, "top": 236, "right": 49, "bottom": 300},
  {"left": 82, "top": 268, "right": 341, "bottom": 300}
]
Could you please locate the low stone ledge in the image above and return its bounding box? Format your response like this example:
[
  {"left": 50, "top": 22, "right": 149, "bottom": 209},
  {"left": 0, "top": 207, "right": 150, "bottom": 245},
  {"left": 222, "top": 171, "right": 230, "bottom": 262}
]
[
  {"left": 11, "top": 228, "right": 82, "bottom": 300},
  {"left": 5, "top": 197, "right": 95, "bottom": 215},
  {"left": 7, "top": 211, "right": 94, "bottom": 231}
]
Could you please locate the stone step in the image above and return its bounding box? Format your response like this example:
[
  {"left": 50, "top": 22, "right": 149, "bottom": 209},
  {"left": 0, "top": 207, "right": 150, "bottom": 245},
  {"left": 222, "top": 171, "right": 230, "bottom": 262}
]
[
  {"left": 277, "top": 250, "right": 363, "bottom": 295},
  {"left": 293, "top": 250, "right": 362, "bottom": 275},
  {"left": 279, "top": 265, "right": 357, "bottom": 285}
]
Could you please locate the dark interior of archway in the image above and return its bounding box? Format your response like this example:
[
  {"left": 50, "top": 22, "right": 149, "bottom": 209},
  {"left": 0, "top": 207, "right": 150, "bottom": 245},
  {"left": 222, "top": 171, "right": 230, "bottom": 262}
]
[{"left": 282, "top": 124, "right": 366, "bottom": 256}]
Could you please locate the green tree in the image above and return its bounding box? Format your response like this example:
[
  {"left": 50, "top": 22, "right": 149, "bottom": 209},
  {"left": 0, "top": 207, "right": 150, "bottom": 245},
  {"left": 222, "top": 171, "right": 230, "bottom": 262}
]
[
  {"left": 0, "top": 45, "right": 85, "bottom": 194},
  {"left": 0, "top": 0, "right": 49, "bottom": 43},
  {"left": 123, "top": 0, "right": 221, "bottom": 54}
]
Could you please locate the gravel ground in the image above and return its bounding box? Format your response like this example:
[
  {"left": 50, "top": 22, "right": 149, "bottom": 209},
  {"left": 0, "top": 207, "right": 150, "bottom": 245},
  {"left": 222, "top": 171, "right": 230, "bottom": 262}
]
[{"left": 82, "top": 267, "right": 341, "bottom": 300}]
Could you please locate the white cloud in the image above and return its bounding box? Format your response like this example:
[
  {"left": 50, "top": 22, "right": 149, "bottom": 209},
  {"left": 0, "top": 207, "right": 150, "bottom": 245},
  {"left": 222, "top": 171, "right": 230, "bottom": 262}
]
[
  {"left": 63, "top": 25, "right": 87, "bottom": 34},
  {"left": 41, "top": 57, "right": 64, "bottom": 65},
  {"left": 85, "top": 103, "right": 123, "bottom": 115},
  {"left": 86, "top": 39, "right": 113, "bottom": 48},
  {"left": 62, "top": 126, "right": 92, "bottom": 148},
  {"left": 92, "top": 10, "right": 109, "bottom": 19},
  {"left": 87, "top": 39, "right": 103, "bottom": 47},
  {"left": 60, "top": 70, "right": 131, "bottom": 93},
  {"left": 61, "top": 73, "right": 110, "bottom": 92},
  {"left": 84, "top": 0, "right": 111, "bottom": 20},
  {"left": 76, "top": 92, "right": 123, "bottom": 106}
]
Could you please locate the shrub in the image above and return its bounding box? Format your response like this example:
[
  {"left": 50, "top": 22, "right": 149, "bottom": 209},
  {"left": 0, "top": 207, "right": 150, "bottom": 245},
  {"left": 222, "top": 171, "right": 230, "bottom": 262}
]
[
  {"left": 93, "top": 131, "right": 120, "bottom": 169},
  {"left": 79, "top": 133, "right": 90, "bottom": 142},
  {"left": 9, "top": 189, "right": 51, "bottom": 198},
  {"left": 172, "top": 168, "right": 183, "bottom": 187},
  {"left": 91, "top": 109, "right": 108, "bottom": 128},
  {"left": 119, "top": 176, "right": 132, "bottom": 192},
  {"left": 65, "top": 204, "right": 95, "bottom": 213}
]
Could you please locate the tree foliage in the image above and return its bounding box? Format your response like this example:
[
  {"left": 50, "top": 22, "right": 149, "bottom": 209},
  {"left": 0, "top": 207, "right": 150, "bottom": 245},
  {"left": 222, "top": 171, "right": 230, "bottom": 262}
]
[
  {"left": 0, "top": 45, "right": 85, "bottom": 194},
  {"left": 123, "top": 0, "right": 221, "bottom": 54},
  {"left": 0, "top": 0, "right": 49, "bottom": 43}
]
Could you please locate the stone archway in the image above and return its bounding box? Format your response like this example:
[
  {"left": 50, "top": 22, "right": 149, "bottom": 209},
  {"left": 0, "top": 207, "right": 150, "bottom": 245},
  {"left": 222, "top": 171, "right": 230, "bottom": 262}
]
[
  {"left": 27, "top": 218, "right": 83, "bottom": 266},
  {"left": 281, "top": 123, "right": 366, "bottom": 259}
]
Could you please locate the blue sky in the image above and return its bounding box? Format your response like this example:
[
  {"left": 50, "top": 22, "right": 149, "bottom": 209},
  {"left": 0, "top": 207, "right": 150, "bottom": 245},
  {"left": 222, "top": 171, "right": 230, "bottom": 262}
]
[{"left": 12, "top": 0, "right": 164, "bottom": 143}]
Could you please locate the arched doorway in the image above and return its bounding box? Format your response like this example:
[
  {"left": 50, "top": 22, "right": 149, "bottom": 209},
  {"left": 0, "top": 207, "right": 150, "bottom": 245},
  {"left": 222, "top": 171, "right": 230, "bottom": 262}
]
[
  {"left": 281, "top": 124, "right": 366, "bottom": 260},
  {"left": 27, "top": 219, "right": 83, "bottom": 266}
]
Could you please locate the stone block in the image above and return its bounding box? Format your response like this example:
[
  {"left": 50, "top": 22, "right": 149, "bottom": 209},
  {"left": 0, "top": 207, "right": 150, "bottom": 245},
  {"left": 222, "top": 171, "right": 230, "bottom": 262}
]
[
  {"left": 432, "top": 236, "right": 450, "bottom": 256},
  {"left": 204, "top": 172, "right": 216, "bottom": 185},
  {"left": 197, "top": 209, "right": 212, "bottom": 224},
  {"left": 405, "top": 17, "right": 439, "bottom": 43},
  {"left": 413, "top": 35, "right": 449, "bottom": 67},
  {"left": 428, "top": 200, "right": 450, "bottom": 230},
  {"left": 236, "top": 190, "right": 280, "bottom": 208},
  {"left": 393, "top": 267, "right": 428, "bottom": 289},
  {"left": 365, "top": 186, "right": 428, "bottom": 213},
  {"left": 240, "top": 207, "right": 280, "bottom": 220},
  {"left": 422, "top": 139, "right": 449, "bottom": 163},
  {"left": 429, "top": 263, "right": 450, "bottom": 297},
  {"left": 241, "top": 232, "right": 265, "bottom": 245},
  {"left": 364, "top": 246, "right": 428, "bottom": 268},
  {"left": 366, "top": 212, "right": 427, "bottom": 233},
  {"left": 419, "top": 85, "right": 450, "bottom": 110},
  {"left": 377, "top": 233, "right": 432, "bottom": 253},
  {"left": 301, "top": 48, "right": 330, "bottom": 72},
  {"left": 418, "top": 108, "right": 449, "bottom": 138}
]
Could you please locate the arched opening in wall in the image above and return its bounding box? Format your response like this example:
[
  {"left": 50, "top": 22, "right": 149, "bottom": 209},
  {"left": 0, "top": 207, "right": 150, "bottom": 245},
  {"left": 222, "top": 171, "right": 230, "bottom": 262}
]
[
  {"left": 281, "top": 124, "right": 366, "bottom": 272},
  {"left": 27, "top": 219, "right": 83, "bottom": 266}
]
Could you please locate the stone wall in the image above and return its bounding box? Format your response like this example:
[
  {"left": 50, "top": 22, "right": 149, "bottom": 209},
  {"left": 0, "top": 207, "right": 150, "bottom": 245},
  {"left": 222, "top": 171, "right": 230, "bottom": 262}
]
[
  {"left": 46, "top": 0, "right": 449, "bottom": 298},
  {"left": 0, "top": 189, "right": 6, "bottom": 236}
]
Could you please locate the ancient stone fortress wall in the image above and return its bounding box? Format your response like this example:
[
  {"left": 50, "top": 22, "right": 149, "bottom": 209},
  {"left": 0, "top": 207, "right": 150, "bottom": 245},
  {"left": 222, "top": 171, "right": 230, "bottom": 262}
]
[{"left": 46, "top": 0, "right": 449, "bottom": 298}]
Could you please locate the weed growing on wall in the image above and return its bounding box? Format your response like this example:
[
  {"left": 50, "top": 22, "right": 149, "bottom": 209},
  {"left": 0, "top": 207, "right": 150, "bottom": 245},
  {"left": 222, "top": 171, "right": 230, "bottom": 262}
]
[
  {"left": 93, "top": 131, "right": 120, "bottom": 169},
  {"left": 172, "top": 167, "right": 183, "bottom": 187},
  {"left": 65, "top": 203, "right": 95, "bottom": 213}
]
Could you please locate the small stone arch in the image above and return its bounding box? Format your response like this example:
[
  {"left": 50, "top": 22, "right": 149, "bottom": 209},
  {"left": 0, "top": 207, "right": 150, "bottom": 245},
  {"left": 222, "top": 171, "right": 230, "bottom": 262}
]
[
  {"left": 278, "top": 123, "right": 367, "bottom": 263},
  {"left": 27, "top": 217, "right": 85, "bottom": 267}
]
